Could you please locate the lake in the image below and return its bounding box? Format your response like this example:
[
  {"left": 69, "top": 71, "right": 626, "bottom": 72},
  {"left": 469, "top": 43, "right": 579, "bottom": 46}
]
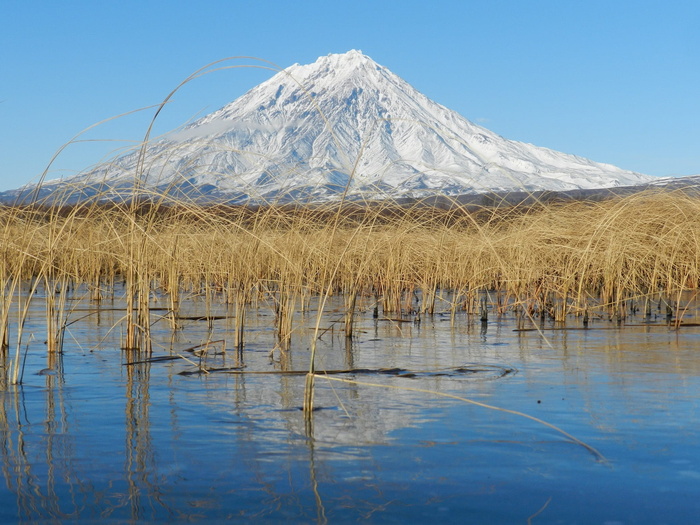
[{"left": 1, "top": 289, "right": 699, "bottom": 523}]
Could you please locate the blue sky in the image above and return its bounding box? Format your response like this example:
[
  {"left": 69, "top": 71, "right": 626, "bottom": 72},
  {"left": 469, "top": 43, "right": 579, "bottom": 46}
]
[{"left": 1, "top": 0, "right": 698, "bottom": 191}]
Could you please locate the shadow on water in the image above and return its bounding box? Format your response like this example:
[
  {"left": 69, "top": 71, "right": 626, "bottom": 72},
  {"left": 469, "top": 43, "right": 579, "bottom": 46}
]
[{"left": 1, "top": 291, "right": 700, "bottom": 522}]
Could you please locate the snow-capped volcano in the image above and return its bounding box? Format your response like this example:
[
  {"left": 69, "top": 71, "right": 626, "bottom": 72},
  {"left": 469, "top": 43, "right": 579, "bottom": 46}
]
[{"left": 9, "top": 50, "right": 654, "bottom": 204}]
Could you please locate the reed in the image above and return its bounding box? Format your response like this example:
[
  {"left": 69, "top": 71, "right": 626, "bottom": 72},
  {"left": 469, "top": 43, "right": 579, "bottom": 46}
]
[
  {"left": 2, "top": 189, "right": 699, "bottom": 327},
  {"left": 2, "top": 185, "right": 699, "bottom": 394}
]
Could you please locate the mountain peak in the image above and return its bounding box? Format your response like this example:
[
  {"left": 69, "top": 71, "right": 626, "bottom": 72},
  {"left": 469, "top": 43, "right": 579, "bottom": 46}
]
[
  {"left": 6, "top": 51, "right": 655, "bottom": 205},
  {"left": 281, "top": 50, "right": 383, "bottom": 87},
  {"left": 322, "top": 50, "right": 378, "bottom": 71},
  {"left": 290, "top": 50, "right": 374, "bottom": 70},
  {"left": 319, "top": 49, "right": 372, "bottom": 66}
]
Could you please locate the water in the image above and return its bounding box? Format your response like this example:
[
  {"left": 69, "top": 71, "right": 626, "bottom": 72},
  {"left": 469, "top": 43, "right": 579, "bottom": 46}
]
[{"left": 1, "top": 291, "right": 699, "bottom": 523}]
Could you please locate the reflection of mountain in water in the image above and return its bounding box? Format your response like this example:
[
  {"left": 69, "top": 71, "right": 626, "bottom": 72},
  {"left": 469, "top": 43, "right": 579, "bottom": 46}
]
[{"left": 176, "top": 313, "right": 519, "bottom": 448}]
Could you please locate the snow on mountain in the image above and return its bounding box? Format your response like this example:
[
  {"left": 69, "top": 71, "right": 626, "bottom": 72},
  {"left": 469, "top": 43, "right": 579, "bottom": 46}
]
[{"left": 7, "top": 50, "right": 654, "bottom": 204}]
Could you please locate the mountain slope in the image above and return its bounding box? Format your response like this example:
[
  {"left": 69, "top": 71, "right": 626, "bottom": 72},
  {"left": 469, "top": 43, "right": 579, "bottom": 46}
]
[{"left": 6, "top": 50, "right": 654, "bottom": 204}]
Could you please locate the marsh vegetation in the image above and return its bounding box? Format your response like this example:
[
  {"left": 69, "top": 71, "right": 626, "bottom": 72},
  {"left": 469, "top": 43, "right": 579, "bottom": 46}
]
[
  {"left": 1, "top": 185, "right": 700, "bottom": 521},
  {"left": 1, "top": 188, "right": 699, "bottom": 378}
]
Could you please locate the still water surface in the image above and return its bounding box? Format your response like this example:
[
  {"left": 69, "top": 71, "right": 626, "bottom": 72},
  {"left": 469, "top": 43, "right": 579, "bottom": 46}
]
[{"left": 1, "top": 292, "right": 699, "bottom": 523}]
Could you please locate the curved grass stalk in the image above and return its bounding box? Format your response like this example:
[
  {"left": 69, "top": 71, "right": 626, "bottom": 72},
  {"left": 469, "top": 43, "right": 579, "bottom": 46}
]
[{"left": 315, "top": 374, "right": 607, "bottom": 463}]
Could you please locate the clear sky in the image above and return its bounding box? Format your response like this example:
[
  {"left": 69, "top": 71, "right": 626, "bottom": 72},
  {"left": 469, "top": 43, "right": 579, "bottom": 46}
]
[{"left": 1, "top": 0, "right": 698, "bottom": 191}]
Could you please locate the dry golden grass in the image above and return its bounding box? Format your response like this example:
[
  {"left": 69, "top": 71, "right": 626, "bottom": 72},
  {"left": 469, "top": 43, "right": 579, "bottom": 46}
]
[
  {"left": 2, "top": 188, "right": 698, "bottom": 314},
  {"left": 1, "top": 186, "right": 699, "bottom": 385}
]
